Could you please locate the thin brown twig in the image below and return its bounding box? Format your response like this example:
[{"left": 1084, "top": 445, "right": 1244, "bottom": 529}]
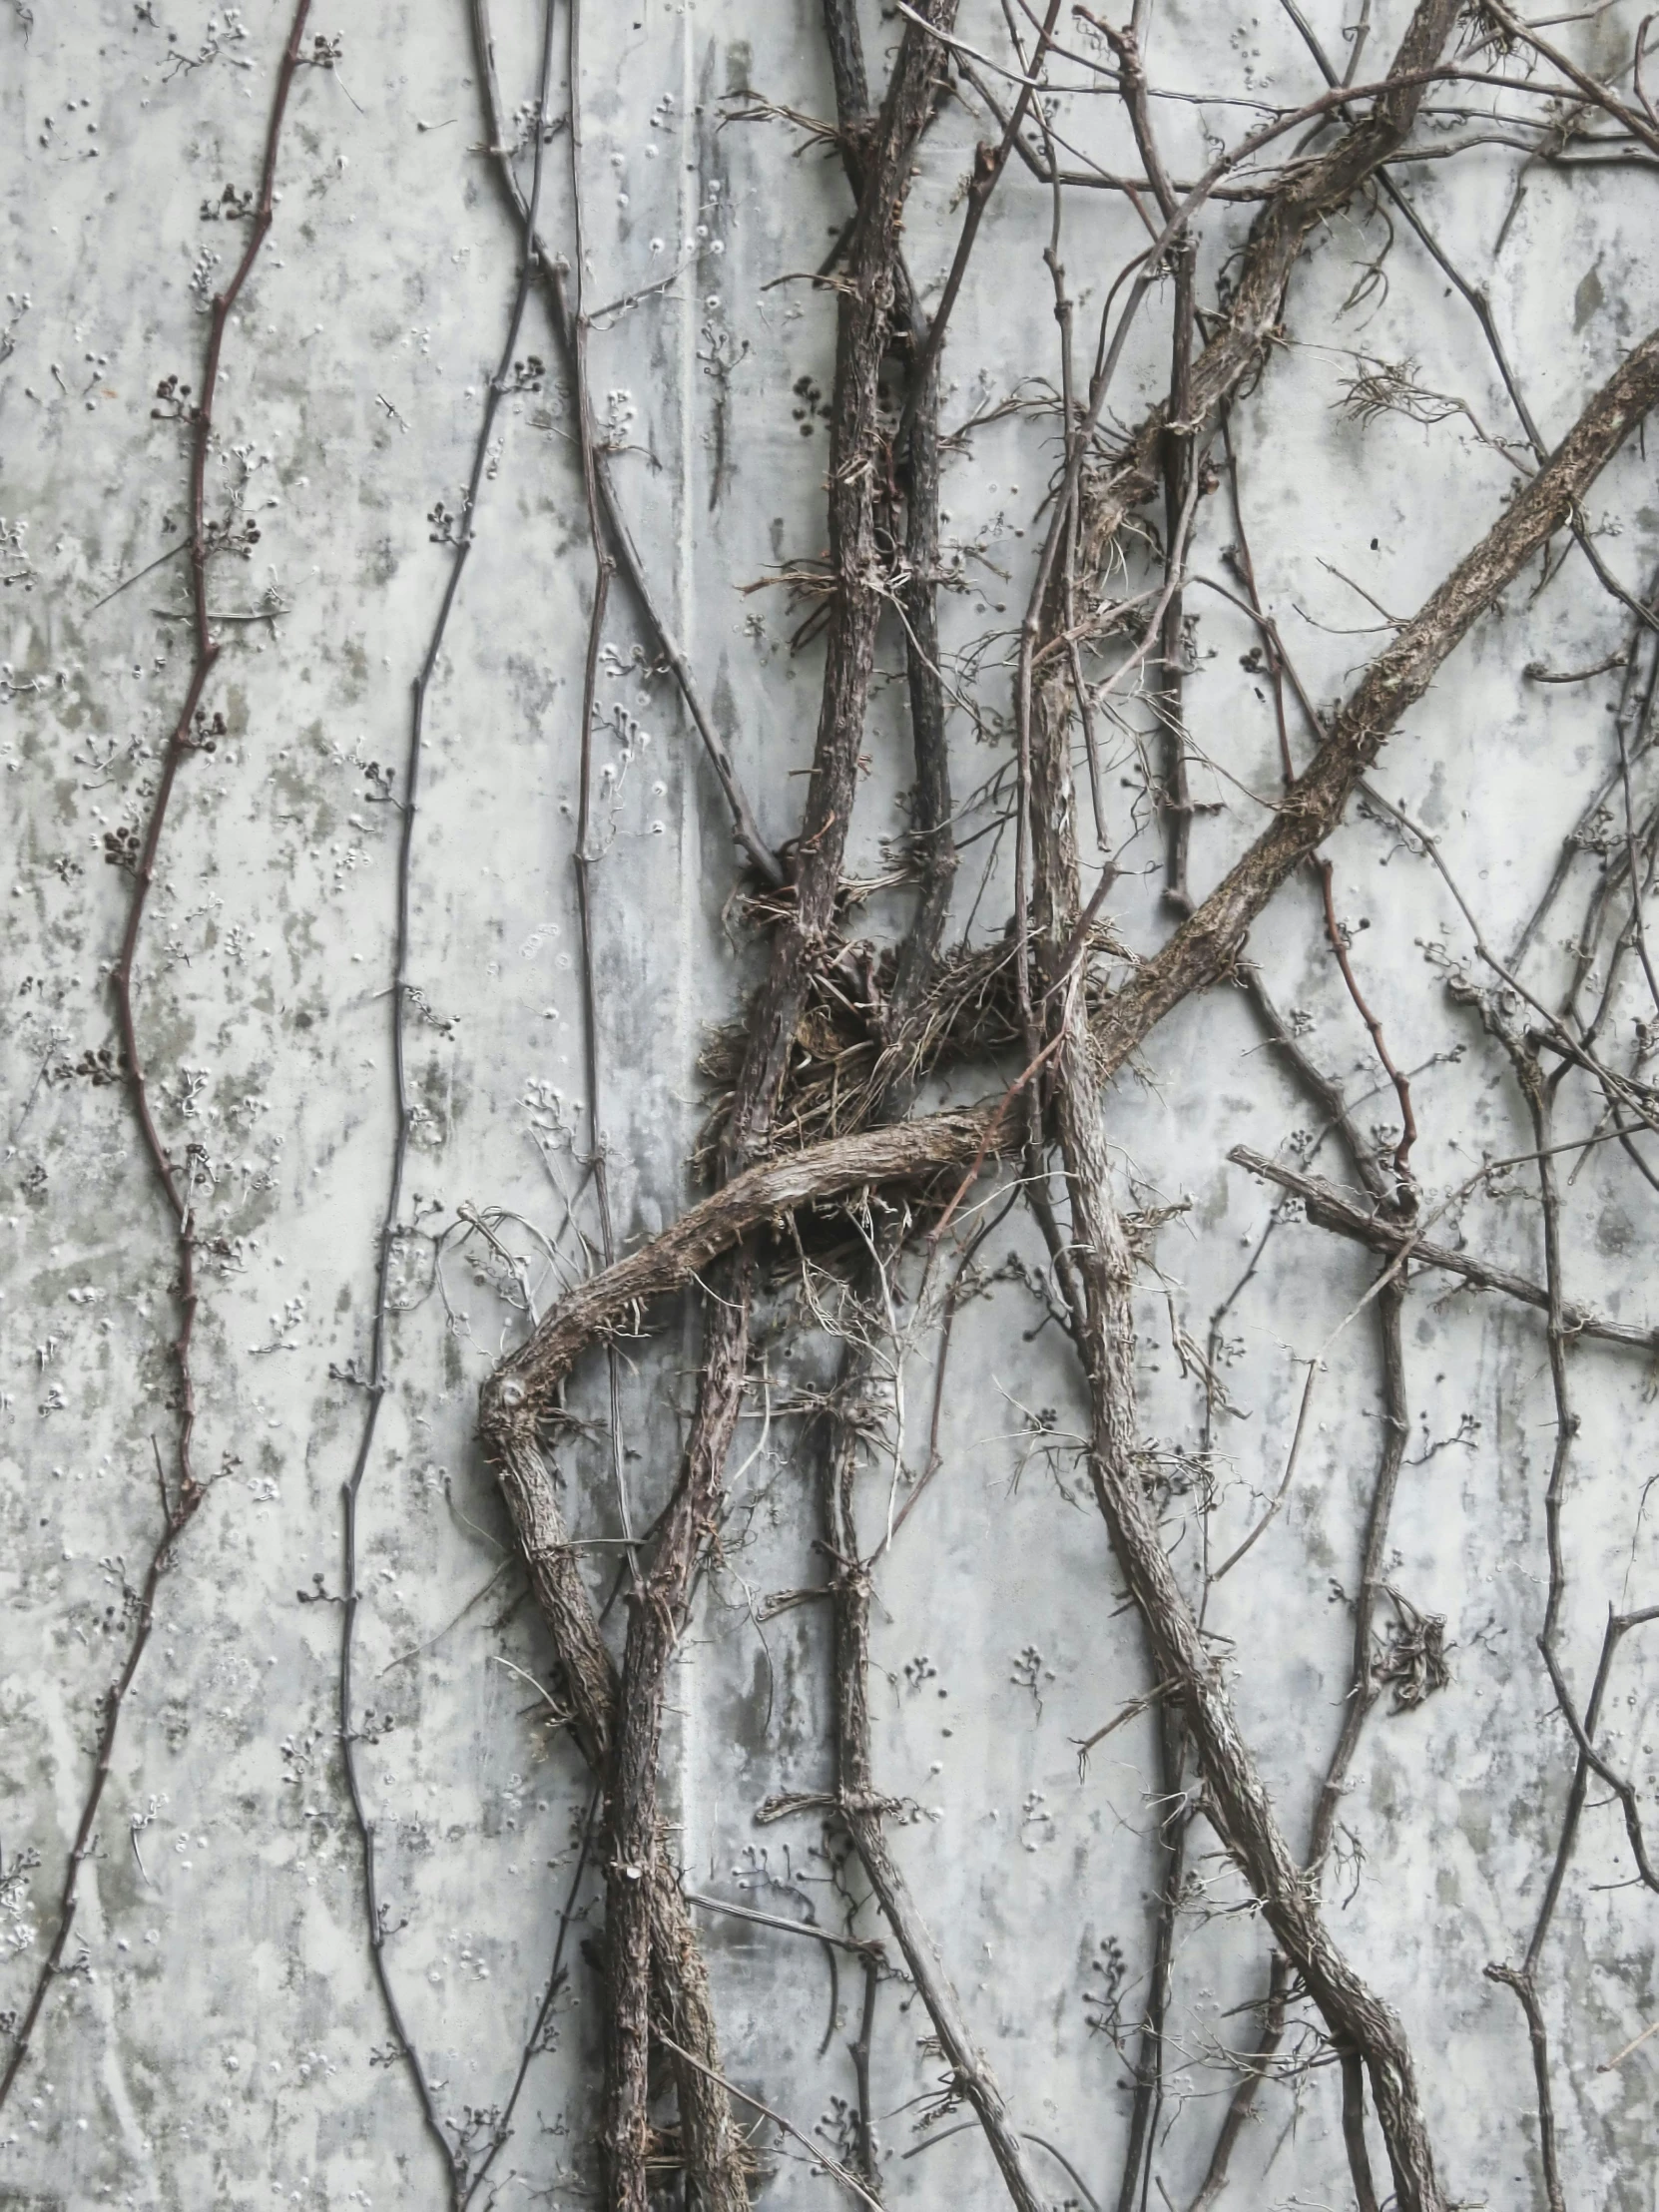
[
  {"left": 467, "top": 0, "right": 780, "bottom": 885},
  {"left": 1229, "top": 1147, "right": 1659, "bottom": 1355},
  {"left": 893, "top": 0, "right": 1064, "bottom": 449},
  {"left": 0, "top": 0, "right": 314, "bottom": 2124},
  {"left": 654, "top": 2031, "right": 883, "bottom": 2212},
  {"left": 1315, "top": 858, "right": 1418, "bottom": 1190},
  {"left": 335, "top": 0, "right": 559, "bottom": 2191}
]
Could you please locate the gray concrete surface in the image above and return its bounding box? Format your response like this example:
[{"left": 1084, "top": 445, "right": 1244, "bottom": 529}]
[{"left": 3, "top": 2, "right": 1658, "bottom": 2206}]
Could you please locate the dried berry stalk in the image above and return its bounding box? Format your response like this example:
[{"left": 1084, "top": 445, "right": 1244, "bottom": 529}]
[
  {"left": 0, "top": 0, "right": 314, "bottom": 2122},
  {"left": 334, "top": 2, "right": 573, "bottom": 2193}
]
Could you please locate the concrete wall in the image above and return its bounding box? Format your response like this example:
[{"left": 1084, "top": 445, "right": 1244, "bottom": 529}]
[{"left": 3, "top": 2, "right": 1657, "bottom": 2207}]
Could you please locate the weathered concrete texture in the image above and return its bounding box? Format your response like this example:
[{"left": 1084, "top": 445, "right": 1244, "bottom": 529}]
[{"left": 3, "top": 1, "right": 1658, "bottom": 2207}]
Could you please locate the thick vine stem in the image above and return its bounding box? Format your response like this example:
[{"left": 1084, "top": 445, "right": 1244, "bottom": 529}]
[
  {"left": 603, "top": 1281, "right": 753, "bottom": 2212},
  {"left": 820, "top": 0, "right": 957, "bottom": 1098},
  {"left": 481, "top": 1125, "right": 991, "bottom": 2209},
  {"left": 819, "top": 1390, "right": 1047, "bottom": 2212},
  {"left": 469, "top": 55, "right": 1659, "bottom": 2212},
  {"left": 1219, "top": 975, "right": 1431, "bottom": 2197},
  {"left": 479, "top": 1119, "right": 986, "bottom": 1450},
  {"left": 800, "top": 27, "right": 1035, "bottom": 2190},
  {"left": 808, "top": 267, "right": 1038, "bottom": 2178},
  {"left": 1032, "top": 731, "right": 1448, "bottom": 2212},
  {"left": 1192, "top": 822, "right": 1412, "bottom": 2186},
  {"left": 1306, "top": 1274, "right": 1409, "bottom": 1874},
  {"left": 890, "top": 283, "right": 956, "bottom": 1036},
  {"left": 1184, "top": 1952, "right": 1291, "bottom": 2212},
  {"left": 1480, "top": 1029, "right": 1576, "bottom": 2212},
  {"left": 564, "top": 0, "right": 635, "bottom": 1570},
  {"left": 474, "top": 1420, "right": 755, "bottom": 2212},
  {"left": 477, "top": 1116, "right": 985, "bottom": 2190},
  {"left": 1032, "top": 465, "right": 1418, "bottom": 2212},
  {"left": 1230, "top": 1148, "right": 1659, "bottom": 1356},
  {"left": 0, "top": 0, "right": 313, "bottom": 2123},
  {"left": 458, "top": 8, "right": 752, "bottom": 2195},
  {"left": 1093, "top": 321, "right": 1659, "bottom": 1075},
  {"left": 715, "top": 1, "right": 957, "bottom": 1184},
  {"left": 1076, "top": 0, "right": 1461, "bottom": 563},
  {"left": 1156, "top": 231, "right": 1198, "bottom": 915},
  {"left": 1021, "top": 215, "right": 1445, "bottom": 2204},
  {"left": 480, "top": 319, "right": 1659, "bottom": 1487},
  {"left": 591, "top": 12, "right": 959, "bottom": 2204}
]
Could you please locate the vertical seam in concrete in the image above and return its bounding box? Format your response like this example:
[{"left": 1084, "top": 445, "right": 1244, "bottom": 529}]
[{"left": 675, "top": 0, "right": 704, "bottom": 1893}]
